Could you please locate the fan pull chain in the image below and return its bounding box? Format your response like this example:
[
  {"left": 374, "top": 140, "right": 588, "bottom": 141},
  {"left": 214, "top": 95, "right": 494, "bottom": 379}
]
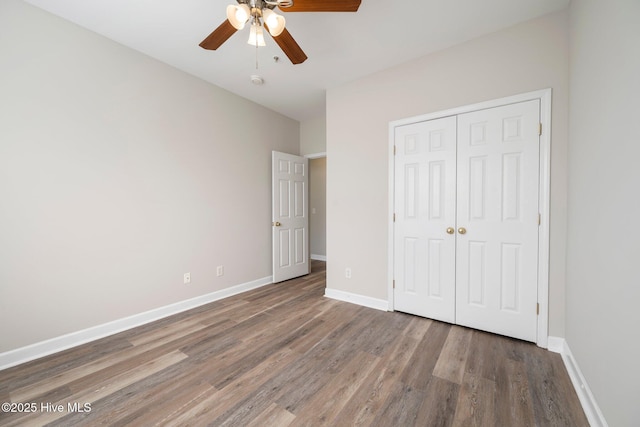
[{"left": 255, "top": 43, "right": 259, "bottom": 69}]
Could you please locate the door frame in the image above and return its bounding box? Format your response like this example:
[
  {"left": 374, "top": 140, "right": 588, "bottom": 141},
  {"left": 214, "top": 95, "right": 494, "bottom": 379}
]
[
  {"left": 387, "top": 88, "right": 552, "bottom": 348},
  {"left": 305, "top": 152, "right": 327, "bottom": 262}
]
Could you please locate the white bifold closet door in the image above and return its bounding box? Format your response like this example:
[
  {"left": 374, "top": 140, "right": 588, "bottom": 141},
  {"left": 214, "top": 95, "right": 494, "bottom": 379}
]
[{"left": 394, "top": 100, "right": 540, "bottom": 342}]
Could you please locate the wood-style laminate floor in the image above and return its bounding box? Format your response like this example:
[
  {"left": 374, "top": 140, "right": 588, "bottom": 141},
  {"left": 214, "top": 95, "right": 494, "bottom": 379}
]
[{"left": 0, "top": 261, "right": 588, "bottom": 426}]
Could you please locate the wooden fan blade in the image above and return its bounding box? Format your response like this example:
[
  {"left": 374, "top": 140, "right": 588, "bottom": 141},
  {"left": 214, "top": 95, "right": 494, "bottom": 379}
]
[
  {"left": 267, "top": 26, "right": 308, "bottom": 64},
  {"left": 199, "top": 19, "right": 237, "bottom": 50},
  {"left": 279, "top": 0, "right": 361, "bottom": 12}
]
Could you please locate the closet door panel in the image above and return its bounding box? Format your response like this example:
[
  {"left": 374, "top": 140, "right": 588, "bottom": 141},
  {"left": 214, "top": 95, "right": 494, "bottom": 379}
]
[
  {"left": 455, "top": 100, "right": 540, "bottom": 342},
  {"left": 394, "top": 116, "right": 457, "bottom": 322}
]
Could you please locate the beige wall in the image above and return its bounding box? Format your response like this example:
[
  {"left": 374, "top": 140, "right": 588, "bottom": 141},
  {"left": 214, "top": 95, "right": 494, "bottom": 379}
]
[
  {"left": 309, "top": 158, "right": 327, "bottom": 258},
  {"left": 0, "top": 0, "right": 299, "bottom": 352},
  {"left": 300, "top": 116, "right": 327, "bottom": 156},
  {"left": 326, "top": 10, "right": 569, "bottom": 336},
  {"left": 566, "top": 0, "right": 640, "bottom": 425}
]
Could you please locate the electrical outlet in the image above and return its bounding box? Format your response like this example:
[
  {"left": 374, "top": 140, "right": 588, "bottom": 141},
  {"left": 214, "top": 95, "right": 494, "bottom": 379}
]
[
  {"left": 216, "top": 265, "right": 224, "bottom": 277},
  {"left": 345, "top": 268, "right": 352, "bottom": 279},
  {"left": 184, "top": 272, "right": 191, "bottom": 284}
]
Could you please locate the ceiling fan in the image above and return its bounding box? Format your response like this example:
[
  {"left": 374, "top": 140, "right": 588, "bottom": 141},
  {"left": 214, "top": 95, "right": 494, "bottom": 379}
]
[{"left": 199, "top": 0, "right": 362, "bottom": 65}]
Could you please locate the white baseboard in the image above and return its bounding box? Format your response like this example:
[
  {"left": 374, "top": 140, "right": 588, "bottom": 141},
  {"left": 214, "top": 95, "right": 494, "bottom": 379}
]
[
  {"left": 324, "top": 288, "right": 389, "bottom": 312},
  {"left": 547, "top": 336, "right": 565, "bottom": 353},
  {"left": 0, "top": 276, "right": 272, "bottom": 371},
  {"left": 311, "top": 254, "right": 327, "bottom": 261},
  {"left": 547, "top": 336, "right": 608, "bottom": 427}
]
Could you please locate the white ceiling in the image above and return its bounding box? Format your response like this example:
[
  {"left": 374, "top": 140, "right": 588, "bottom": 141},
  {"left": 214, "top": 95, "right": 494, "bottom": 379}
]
[{"left": 24, "top": 0, "right": 569, "bottom": 122}]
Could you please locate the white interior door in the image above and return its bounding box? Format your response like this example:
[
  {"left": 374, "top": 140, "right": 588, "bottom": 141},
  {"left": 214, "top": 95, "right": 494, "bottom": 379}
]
[
  {"left": 394, "top": 116, "right": 457, "bottom": 323},
  {"left": 455, "top": 100, "right": 540, "bottom": 342},
  {"left": 393, "top": 99, "right": 541, "bottom": 342},
  {"left": 272, "top": 151, "right": 310, "bottom": 283}
]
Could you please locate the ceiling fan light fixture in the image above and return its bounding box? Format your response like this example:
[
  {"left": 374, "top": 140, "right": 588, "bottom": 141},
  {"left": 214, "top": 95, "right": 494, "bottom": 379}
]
[
  {"left": 248, "top": 22, "right": 266, "bottom": 46},
  {"left": 262, "top": 9, "right": 286, "bottom": 37},
  {"left": 226, "top": 4, "right": 250, "bottom": 30}
]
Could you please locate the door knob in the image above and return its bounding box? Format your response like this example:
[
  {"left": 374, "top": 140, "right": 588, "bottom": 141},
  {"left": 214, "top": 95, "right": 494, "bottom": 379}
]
[
  {"left": 458, "top": 227, "right": 467, "bottom": 235},
  {"left": 273, "top": 222, "right": 281, "bottom": 227},
  {"left": 446, "top": 227, "right": 455, "bottom": 235}
]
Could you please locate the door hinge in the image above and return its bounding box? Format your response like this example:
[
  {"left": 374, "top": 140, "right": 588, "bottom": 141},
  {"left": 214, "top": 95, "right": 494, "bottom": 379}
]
[
  {"left": 393, "top": 145, "right": 397, "bottom": 155},
  {"left": 539, "top": 123, "right": 542, "bottom": 136},
  {"left": 538, "top": 213, "right": 541, "bottom": 226},
  {"left": 393, "top": 213, "right": 396, "bottom": 222},
  {"left": 536, "top": 303, "right": 540, "bottom": 315},
  {"left": 393, "top": 280, "right": 395, "bottom": 289}
]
